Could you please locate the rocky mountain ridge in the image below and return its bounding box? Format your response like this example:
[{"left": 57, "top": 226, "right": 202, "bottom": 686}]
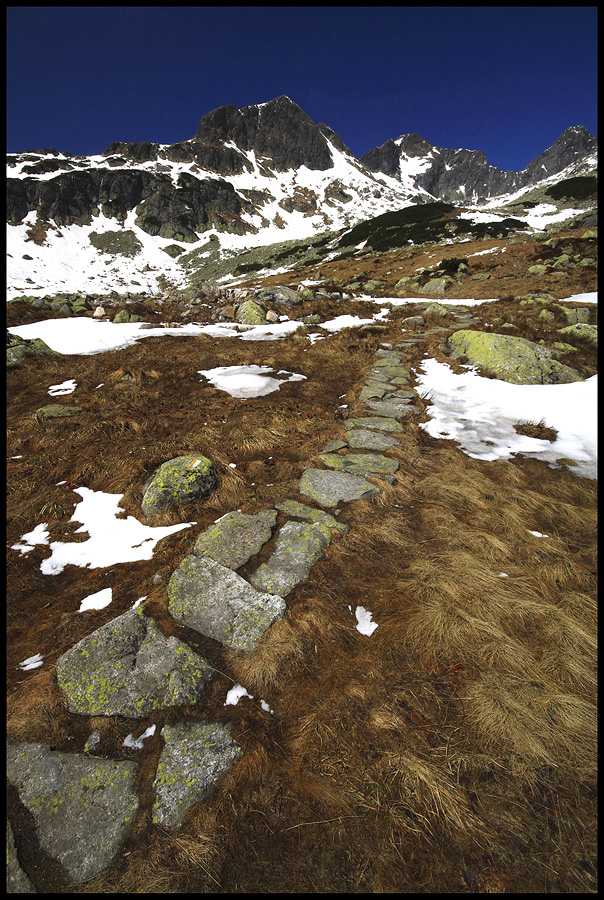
[
  {"left": 361, "top": 124, "right": 597, "bottom": 203},
  {"left": 6, "top": 96, "right": 597, "bottom": 300}
]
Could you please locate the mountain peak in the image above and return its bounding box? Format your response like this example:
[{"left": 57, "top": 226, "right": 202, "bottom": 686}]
[{"left": 192, "top": 95, "right": 334, "bottom": 171}]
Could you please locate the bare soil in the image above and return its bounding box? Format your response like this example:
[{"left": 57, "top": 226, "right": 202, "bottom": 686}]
[{"left": 6, "top": 229, "right": 597, "bottom": 893}]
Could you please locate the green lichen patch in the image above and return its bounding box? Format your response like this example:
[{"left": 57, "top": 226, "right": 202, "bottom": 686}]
[{"left": 142, "top": 454, "right": 219, "bottom": 520}]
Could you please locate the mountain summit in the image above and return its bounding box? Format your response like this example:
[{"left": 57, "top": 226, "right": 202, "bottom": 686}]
[{"left": 193, "top": 95, "right": 339, "bottom": 171}]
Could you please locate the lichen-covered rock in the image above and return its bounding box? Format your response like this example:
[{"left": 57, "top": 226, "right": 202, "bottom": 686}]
[
  {"left": 153, "top": 722, "right": 242, "bottom": 828},
  {"left": 6, "top": 741, "right": 138, "bottom": 884},
  {"left": 248, "top": 521, "right": 331, "bottom": 597},
  {"left": 7, "top": 334, "right": 60, "bottom": 368},
  {"left": 299, "top": 467, "right": 380, "bottom": 507},
  {"left": 255, "top": 285, "right": 302, "bottom": 307},
  {"left": 193, "top": 508, "right": 278, "bottom": 569},
  {"left": 167, "top": 556, "right": 286, "bottom": 652},
  {"left": 56, "top": 605, "right": 214, "bottom": 717},
  {"left": 362, "top": 398, "right": 421, "bottom": 419},
  {"left": 141, "top": 454, "right": 219, "bottom": 520},
  {"left": 236, "top": 299, "right": 267, "bottom": 325},
  {"left": 419, "top": 277, "right": 455, "bottom": 294},
  {"left": 345, "top": 429, "right": 401, "bottom": 450},
  {"left": 448, "top": 329, "right": 583, "bottom": 384},
  {"left": 35, "top": 404, "right": 81, "bottom": 420},
  {"left": 344, "top": 416, "right": 405, "bottom": 433},
  {"left": 423, "top": 302, "right": 450, "bottom": 316},
  {"left": 558, "top": 323, "right": 598, "bottom": 346}
]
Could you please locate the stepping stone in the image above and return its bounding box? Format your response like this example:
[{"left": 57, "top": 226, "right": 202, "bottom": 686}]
[
  {"left": 276, "top": 499, "right": 348, "bottom": 534},
  {"left": 6, "top": 741, "right": 138, "bottom": 884},
  {"left": 363, "top": 399, "right": 421, "bottom": 419},
  {"left": 168, "top": 556, "right": 286, "bottom": 653},
  {"left": 56, "top": 606, "right": 215, "bottom": 718},
  {"left": 152, "top": 722, "right": 242, "bottom": 828},
  {"left": 359, "top": 384, "right": 389, "bottom": 401},
  {"left": 345, "top": 429, "right": 401, "bottom": 451},
  {"left": 248, "top": 521, "right": 332, "bottom": 597},
  {"left": 322, "top": 439, "right": 347, "bottom": 452},
  {"left": 368, "top": 364, "right": 411, "bottom": 380},
  {"left": 344, "top": 416, "right": 405, "bottom": 433},
  {"left": 193, "top": 508, "right": 278, "bottom": 570},
  {"left": 318, "top": 451, "right": 399, "bottom": 476},
  {"left": 299, "top": 468, "right": 380, "bottom": 508}
]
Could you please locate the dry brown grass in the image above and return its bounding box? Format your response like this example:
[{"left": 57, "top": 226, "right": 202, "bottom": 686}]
[{"left": 6, "top": 282, "right": 597, "bottom": 893}]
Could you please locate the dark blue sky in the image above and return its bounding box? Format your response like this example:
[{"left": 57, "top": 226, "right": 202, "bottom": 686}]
[{"left": 6, "top": 6, "right": 598, "bottom": 172}]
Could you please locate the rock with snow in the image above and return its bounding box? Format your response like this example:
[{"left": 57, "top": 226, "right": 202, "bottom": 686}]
[{"left": 448, "top": 329, "right": 583, "bottom": 384}]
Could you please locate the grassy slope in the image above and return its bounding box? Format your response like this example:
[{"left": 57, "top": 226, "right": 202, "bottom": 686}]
[{"left": 6, "top": 224, "right": 597, "bottom": 893}]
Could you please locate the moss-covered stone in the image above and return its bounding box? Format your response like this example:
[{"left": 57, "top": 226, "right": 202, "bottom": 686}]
[
  {"left": 448, "top": 329, "right": 583, "bottom": 384},
  {"left": 318, "top": 451, "right": 399, "bottom": 477},
  {"left": 236, "top": 299, "right": 267, "bottom": 325},
  {"left": 193, "top": 508, "right": 278, "bottom": 570},
  {"left": 142, "top": 454, "right": 219, "bottom": 520},
  {"left": 35, "top": 404, "right": 81, "bottom": 420},
  {"left": 6, "top": 741, "right": 138, "bottom": 883},
  {"left": 558, "top": 323, "right": 598, "bottom": 346}
]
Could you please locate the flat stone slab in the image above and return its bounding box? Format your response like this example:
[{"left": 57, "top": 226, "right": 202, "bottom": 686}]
[
  {"left": 345, "top": 429, "right": 401, "bottom": 450},
  {"left": 276, "top": 499, "right": 348, "bottom": 534},
  {"left": 299, "top": 468, "right": 380, "bottom": 508},
  {"left": 359, "top": 383, "right": 389, "bottom": 401},
  {"left": 152, "top": 722, "right": 242, "bottom": 828},
  {"left": 168, "top": 555, "right": 286, "bottom": 652},
  {"left": 6, "top": 741, "right": 138, "bottom": 884},
  {"left": 363, "top": 399, "right": 421, "bottom": 419},
  {"left": 193, "top": 508, "right": 278, "bottom": 570},
  {"left": 56, "top": 606, "right": 215, "bottom": 718},
  {"left": 344, "top": 416, "right": 405, "bottom": 433},
  {"left": 318, "top": 451, "right": 399, "bottom": 476},
  {"left": 248, "top": 521, "right": 331, "bottom": 597}
]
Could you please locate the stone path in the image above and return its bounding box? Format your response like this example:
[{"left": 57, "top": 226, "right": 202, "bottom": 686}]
[{"left": 7, "top": 306, "right": 478, "bottom": 887}]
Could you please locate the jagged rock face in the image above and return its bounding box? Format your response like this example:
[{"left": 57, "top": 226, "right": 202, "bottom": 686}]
[
  {"left": 193, "top": 95, "right": 336, "bottom": 171},
  {"left": 361, "top": 125, "right": 598, "bottom": 202}
]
